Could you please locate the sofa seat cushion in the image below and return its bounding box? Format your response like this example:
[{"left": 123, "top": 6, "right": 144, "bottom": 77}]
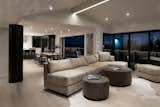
[
  {"left": 49, "top": 59, "right": 74, "bottom": 73},
  {"left": 47, "top": 69, "right": 86, "bottom": 86},
  {"left": 135, "top": 64, "right": 160, "bottom": 76},
  {"left": 84, "top": 55, "right": 98, "bottom": 64},
  {"left": 77, "top": 62, "right": 109, "bottom": 74},
  {"left": 103, "top": 61, "right": 128, "bottom": 68},
  {"left": 89, "top": 62, "right": 109, "bottom": 73},
  {"left": 70, "top": 57, "right": 88, "bottom": 68}
]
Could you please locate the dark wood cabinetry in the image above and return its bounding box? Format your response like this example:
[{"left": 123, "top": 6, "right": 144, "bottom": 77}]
[
  {"left": 32, "top": 36, "right": 41, "bottom": 47},
  {"left": 48, "top": 35, "right": 55, "bottom": 52},
  {"left": 32, "top": 35, "right": 55, "bottom": 52}
]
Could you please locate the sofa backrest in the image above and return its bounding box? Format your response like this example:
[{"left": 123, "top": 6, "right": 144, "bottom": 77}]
[
  {"left": 84, "top": 55, "right": 98, "bottom": 64},
  {"left": 70, "top": 57, "right": 88, "bottom": 68},
  {"left": 48, "top": 52, "right": 114, "bottom": 73},
  {"left": 98, "top": 51, "right": 112, "bottom": 62},
  {"left": 49, "top": 59, "right": 74, "bottom": 73}
]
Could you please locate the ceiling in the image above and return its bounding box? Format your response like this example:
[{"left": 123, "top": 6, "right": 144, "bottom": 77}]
[
  {"left": 0, "top": 0, "right": 87, "bottom": 27},
  {"left": 1, "top": 0, "right": 160, "bottom": 33},
  {"left": 82, "top": 0, "right": 160, "bottom": 26}
]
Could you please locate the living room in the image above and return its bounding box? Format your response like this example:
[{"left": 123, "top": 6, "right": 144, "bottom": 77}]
[{"left": 0, "top": 0, "right": 160, "bottom": 107}]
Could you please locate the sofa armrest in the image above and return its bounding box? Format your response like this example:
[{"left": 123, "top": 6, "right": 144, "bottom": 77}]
[
  {"left": 44, "top": 63, "right": 49, "bottom": 87},
  {"left": 110, "top": 55, "right": 115, "bottom": 61}
]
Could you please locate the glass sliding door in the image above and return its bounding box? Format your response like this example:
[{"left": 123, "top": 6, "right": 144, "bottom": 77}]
[
  {"left": 150, "top": 31, "right": 160, "bottom": 65},
  {"left": 103, "top": 33, "right": 113, "bottom": 53},
  {"left": 130, "top": 32, "right": 149, "bottom": 68},
  {"left": 113, "top": 34, "right": 129, "bottom": 61},
  {"left": 64, "top": 35, "right": 84, "bottom": 58}
]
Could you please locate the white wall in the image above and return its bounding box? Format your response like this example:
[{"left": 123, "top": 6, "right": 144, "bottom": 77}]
[
  {"left": 23, "top": 10, "right": 111, "bottom": 53},
  {"left": 23, "top": 35, "right": 32, "bottom": 49},
  {"left": 0, "top": 28, "right": 8, "bottom": 77}
]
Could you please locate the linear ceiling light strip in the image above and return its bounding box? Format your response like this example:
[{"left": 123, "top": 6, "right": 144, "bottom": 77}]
[{"left": 73, "top": 0, "right": 110, "bottom": 15}]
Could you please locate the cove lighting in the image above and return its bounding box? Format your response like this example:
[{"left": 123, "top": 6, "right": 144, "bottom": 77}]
[{"left": 73, "top": 0, "right": 110, "bottom": 15}]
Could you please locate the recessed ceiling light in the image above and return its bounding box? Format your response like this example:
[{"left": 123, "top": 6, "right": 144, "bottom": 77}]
[
  {"left": 126, "top": 12, "right": 131, "bottom": 16},
  {"left": 73, "top": 0, "right": 110, "bottom": 15},
  {"left": 50, "top": 27, "right": 54, "bottom": 30},
  {"left": 105, "top": 18, "right": 109, "bottom": 21},
  {"left": 49, "top": 5, "right": 53, "bottom": 11},
  {"left": 67, "top": 29, "right": 71, "bottom": 32}
]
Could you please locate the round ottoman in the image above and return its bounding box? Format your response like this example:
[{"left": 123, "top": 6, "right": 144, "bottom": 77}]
[
  {"left": 101, "top": 66, "right": 132, "bottom": 87},
  {"left": 82, "top": 75, "right": 109, "bottom": 101}
]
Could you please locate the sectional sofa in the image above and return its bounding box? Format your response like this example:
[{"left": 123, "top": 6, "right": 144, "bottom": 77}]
[
  {"left": 44, "top": 52, "right": 128, "bottom": 96},
  {"left": 135, "top": 64, "right": 160, "bottom": 82}
]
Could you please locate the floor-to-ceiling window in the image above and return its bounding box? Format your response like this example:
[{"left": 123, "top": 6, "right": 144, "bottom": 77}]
[
  {"left": 114, "top": 34, "right": 129, "bottom": 61},
  {"left": 103, "top": 33, "right": 113, "bottom": 52},
  {"left": 103, "top": 30, "right": 160, "bottom": 68},
  {"left": 150, "top": 31, "right": 160, "bottom": 65},
  {"left": 104, "top": 30, "right": 160, "bottom": 68},
  {"left": 130, "top": 32, "right": 149, "bottom": 67},
  {"left": 64, "top": 35, "right": 84, "bottom": 58}
]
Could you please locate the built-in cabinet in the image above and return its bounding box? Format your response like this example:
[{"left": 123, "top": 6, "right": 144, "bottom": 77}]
[{"left": 32, "top": 35, "right": 55, "bottom": 52}]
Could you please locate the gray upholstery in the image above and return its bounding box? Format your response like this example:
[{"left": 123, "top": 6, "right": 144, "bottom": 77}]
[
  {"left": 70, "top": 57, "right": 88, "bottom": 68},
  {"left": 135, "top": 64, "right": 160, "bottom": 82},
  {"left": 45, "top": 54, "right": 128, "bottom": 96},
  {"left": 98, "top": 51, "right": 112, "bottom": 61},
  {"left": 83, "top": 76, "right": 109, "bottom": 100},
  {"left": 49, "top": 59, "right": 73, "bottom": 73},
  {"left": 47, "top": 69, "right": 86, "bottom": 86},
  {"left": 45, "top": 81, "right": 82, "bottom": 96},
  {"left": 105, "top": 61, "right": 128, "bottom": 67},
  {"left": 84, "top": 55, "right": 98, "bottom": 64},
  {"left": 101, "top": 66, "right": 132, "bottom": 86}
]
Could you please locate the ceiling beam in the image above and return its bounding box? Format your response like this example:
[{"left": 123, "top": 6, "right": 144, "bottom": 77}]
[{"left": 71, "top": 0, "right": 110, "bottom": 15}]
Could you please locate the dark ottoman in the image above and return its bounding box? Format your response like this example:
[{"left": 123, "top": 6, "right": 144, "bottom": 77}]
[
  {"left": 101, "top": 66, "right": 132, "bottom": 87},
  {"left": 82, "top": 75, "right": 109, "bottom": 101}
]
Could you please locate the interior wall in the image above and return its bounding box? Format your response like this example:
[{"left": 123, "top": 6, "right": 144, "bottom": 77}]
[
  {"left": 85, "top": 33, "right": 94, "bottom": 55},
  {"left": 23, "top": 35, "right": 32, "bottom": 49},
  {"left": 23, "top": 10, "right": 111, "bottom": 53},
  {"left": 0, "top": 28, "right": 8, "bottom": 77}
]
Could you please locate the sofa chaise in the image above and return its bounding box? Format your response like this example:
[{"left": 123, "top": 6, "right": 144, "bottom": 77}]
[
  {"left": 44, "top": 52, "right": 128, "bottom": 96},
  {"left": 135, "top": 64, "right": 160, "bottom": 82}
]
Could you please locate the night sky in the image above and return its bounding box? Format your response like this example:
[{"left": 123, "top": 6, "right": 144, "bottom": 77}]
[{"left": 65, "top": 35, "right": 84, "bottom": 48}]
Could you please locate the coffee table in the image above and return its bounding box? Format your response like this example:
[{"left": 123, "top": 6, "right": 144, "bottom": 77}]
[
  {"left": 100, "top": 66, "right": 132, "bottom": 87},
  {"left": 82, "top": 75, "right": 110, "bottom": 101}
]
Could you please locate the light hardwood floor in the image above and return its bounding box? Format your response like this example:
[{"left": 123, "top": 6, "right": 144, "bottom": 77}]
[{"left": 0, "top": 60, "right": 160, "bottom": 107}]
